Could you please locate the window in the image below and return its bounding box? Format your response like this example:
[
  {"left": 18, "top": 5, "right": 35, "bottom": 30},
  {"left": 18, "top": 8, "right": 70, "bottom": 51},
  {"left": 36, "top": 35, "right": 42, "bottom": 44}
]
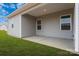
[
  {"left": 37, "top": 20, "right": 41, "bottom": 24},
  {"left": 60, "top": 15, "right": 72, "bottom": 30},
  {"left": 37, "top": 20, "right": 41, "bottom": 30},
  {"left": 37, "top": 25, "right": 41, "bottom": 30},
  {"left": 12, "top": 24, "right": 14, "bottom": 28}
]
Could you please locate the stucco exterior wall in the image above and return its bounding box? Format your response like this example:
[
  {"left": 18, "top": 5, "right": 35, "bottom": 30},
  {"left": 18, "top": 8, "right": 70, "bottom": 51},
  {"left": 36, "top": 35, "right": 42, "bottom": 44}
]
[
  {"left": 36, "top": 8, "right": 74, "bottom": 39},
  {"left": 21, "top": 14, "right": 36, "bottom": 37},
  {"left": 7, "top": 15, "right": 21, "bottom": 37}
]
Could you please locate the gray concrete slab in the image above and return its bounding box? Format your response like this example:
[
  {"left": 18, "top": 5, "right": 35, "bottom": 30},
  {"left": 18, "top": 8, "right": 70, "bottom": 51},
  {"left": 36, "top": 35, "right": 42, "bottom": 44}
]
[{"left": 23, "top": 36, "right": 74, "bottom": 52}]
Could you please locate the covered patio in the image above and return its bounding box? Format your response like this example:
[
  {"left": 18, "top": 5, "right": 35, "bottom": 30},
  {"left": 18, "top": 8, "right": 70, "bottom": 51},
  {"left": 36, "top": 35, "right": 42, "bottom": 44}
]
[{"left": 21, "top": 3, "right": 75, "bottom": 52}]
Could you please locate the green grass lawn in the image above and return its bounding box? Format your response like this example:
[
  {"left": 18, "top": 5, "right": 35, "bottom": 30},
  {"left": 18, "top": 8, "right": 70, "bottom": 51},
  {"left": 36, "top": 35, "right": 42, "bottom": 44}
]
[{"left": 0, "top": 30, "right": 78, "bottom": 56}]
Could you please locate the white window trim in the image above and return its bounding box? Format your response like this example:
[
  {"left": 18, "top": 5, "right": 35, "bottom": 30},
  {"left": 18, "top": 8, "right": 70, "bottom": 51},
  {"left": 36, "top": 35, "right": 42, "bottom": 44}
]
[{"left": 60, "top": 14, "right": 72, "bottom": 31}]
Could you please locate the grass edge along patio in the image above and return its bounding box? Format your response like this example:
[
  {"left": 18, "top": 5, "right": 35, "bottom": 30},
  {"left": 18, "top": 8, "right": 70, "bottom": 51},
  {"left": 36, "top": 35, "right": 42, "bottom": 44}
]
[{"left": 0, "top": 30, "right": 78, "bottom": 56}]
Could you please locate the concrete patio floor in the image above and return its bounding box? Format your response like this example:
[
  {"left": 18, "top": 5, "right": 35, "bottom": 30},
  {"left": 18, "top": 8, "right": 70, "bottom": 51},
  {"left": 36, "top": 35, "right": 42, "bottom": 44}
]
[{"left": 23, "top": 36, "right": 74, "bottom": 52}]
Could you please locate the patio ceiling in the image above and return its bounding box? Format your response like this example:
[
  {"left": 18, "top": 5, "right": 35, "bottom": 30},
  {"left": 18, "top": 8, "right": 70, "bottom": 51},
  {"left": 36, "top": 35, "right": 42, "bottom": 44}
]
[{"left": 27, "top": 3, "right": 74, "bottom": 17}]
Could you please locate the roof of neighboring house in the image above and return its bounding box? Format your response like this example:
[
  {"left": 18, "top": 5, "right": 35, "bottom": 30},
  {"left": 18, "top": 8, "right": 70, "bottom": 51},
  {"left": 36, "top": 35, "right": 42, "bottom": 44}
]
[
  {"left": 0, "top": 25, "right": 7, "bottom": 31},
  {"left": 6, "top": 3, "right": 40, "bottom": 18}
]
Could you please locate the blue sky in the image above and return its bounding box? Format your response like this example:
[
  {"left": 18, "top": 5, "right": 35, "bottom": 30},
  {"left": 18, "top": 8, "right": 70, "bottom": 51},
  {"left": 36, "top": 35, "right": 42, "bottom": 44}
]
[{"left": 0, "top": 3, "right": 23, "bottom": 25}]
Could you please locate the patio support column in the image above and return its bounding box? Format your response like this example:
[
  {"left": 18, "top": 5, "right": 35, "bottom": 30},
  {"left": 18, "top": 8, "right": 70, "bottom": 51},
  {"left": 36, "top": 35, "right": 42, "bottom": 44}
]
[{"left": 74, "top": 3, "right": 79, "bottom": 52}]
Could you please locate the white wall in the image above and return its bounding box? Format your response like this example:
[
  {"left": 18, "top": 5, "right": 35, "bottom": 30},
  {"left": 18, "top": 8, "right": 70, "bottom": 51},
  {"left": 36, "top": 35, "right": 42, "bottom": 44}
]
[
  {"left": 21, "top": 14, "right": 36, "bottom": 37},
  {"left": 36, "top": 8, "right": 74, "bottom": 39},
  {"left": 8, "top": 15, "right": 21, "bottom": 37},
  {"left": 74, "top": 3, "right": 79, "bottom": 52}
]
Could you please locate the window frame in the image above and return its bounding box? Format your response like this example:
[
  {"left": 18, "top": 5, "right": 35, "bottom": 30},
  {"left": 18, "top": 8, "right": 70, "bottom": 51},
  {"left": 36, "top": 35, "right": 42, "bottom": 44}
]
[
  {"left": 60, "top": 14, "right": 72, "bottom": 31},
  {"left": 36, "top": 19, "right": 41, "bottom": 30}
]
